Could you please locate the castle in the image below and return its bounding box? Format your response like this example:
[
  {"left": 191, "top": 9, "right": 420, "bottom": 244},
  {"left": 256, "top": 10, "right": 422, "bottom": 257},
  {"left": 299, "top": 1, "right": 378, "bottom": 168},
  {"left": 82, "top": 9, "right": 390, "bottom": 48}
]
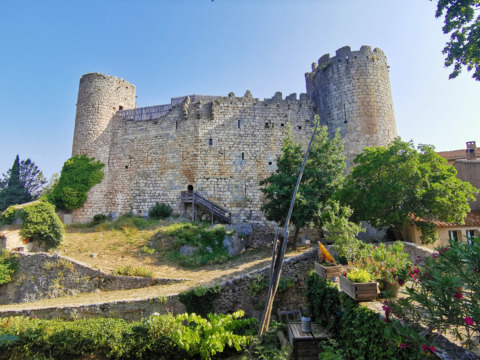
[{"left": 71, "top": 45, "right": 397, "bottom": 224}]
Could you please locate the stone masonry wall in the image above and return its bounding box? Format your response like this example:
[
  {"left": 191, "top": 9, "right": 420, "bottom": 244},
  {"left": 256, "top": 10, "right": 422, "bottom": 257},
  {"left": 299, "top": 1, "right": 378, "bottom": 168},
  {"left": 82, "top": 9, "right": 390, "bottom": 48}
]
[
  {"left": 73, "top": 91, "right": 316, "bottom": 223},
  {"left": 306, "top": 46, "right": 397, "bottom": 166},
  {"left": 0, "top": 252, "right": 184, "bottom": 305}
]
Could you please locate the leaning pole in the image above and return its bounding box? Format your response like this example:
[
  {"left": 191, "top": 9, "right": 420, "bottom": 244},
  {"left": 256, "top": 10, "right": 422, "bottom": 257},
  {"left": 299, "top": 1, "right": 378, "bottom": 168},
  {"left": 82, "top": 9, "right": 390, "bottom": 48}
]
[{"left": 258, "top": 115, "right": 320, "bottom": 336}]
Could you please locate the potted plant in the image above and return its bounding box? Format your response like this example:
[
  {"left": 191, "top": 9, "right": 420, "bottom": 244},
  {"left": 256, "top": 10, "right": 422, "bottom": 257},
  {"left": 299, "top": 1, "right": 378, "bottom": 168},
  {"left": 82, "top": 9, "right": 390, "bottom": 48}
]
[
  {"left": 315, "top": 258, "right": 342, "bottom": 281},
  {"left": 349, "top": 242, "right": 411, "bottom": 297},
  {"left": 315, "top": 242, "right": 342, "bottom": 280},
  {"left": 339, "top": 268, "right": 378, "bottom": 301}
]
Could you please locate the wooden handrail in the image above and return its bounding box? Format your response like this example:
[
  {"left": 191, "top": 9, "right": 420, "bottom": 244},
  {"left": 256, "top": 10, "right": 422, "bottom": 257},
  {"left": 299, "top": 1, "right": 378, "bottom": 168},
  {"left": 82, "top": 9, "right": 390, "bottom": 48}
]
[{"left": 181, "top": 191, "right": 232, "bottom": 223}]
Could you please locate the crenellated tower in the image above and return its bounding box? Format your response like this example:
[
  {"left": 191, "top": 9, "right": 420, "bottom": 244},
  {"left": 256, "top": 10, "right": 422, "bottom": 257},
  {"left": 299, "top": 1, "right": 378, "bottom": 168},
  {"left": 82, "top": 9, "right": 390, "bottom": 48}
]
[
  {"left": 305, "top": 45, "right": 397, "bottom": 165},
  {"left": 72, "top": 73, "right": 136, "bottom": 162}
]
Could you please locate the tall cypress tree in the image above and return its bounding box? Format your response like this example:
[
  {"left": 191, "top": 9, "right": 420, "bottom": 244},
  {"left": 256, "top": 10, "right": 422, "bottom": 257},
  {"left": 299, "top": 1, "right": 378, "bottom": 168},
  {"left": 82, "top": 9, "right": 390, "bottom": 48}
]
[{"left": 0, "top": 155, "right": 31, "bottom": 211}]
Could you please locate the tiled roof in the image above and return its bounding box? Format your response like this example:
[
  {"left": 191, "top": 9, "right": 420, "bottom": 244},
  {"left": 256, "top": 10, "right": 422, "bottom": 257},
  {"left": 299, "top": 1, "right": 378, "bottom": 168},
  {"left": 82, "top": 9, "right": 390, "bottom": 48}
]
[
  {"left": 437, "top": 148, "right": 480, "bottom": 161},
  {"left": 413, "top": 211, "right": 480, "bottom": 228}
]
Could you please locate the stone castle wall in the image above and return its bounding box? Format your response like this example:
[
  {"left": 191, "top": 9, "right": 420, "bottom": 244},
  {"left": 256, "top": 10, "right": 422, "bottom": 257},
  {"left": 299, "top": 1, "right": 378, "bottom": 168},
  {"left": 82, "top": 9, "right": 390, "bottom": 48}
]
[{"left": 72, "top": 46, "right": 397, "bottom": 223}]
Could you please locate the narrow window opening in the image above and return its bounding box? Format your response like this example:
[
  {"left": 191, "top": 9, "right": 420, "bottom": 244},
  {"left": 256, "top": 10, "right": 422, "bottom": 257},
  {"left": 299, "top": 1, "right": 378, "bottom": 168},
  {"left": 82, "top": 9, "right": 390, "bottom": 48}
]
[
  {"left": 125, "top": 166, "right": 128, "bottom": 169},
  {"left": 119, "top": 105, "right": 124, "bottom": 110},
  {"left": 265, "top": 123, "right": 269, "bottom": 128},
  {"left": 298, "top": 126, "right": 302, "bottom": 130},
  {"left": 209, "top": 138, "right": 213, "bottom": 146},
  {"left": 138, "top": 210, "right": 142, "bottom": 214},
  {"left": 238, "top": 120, "right": 241, "bottom": 129},
  {"left": 268, "top": 161, "right": 272, "bottom": 165},
  {"left": 154, "top": 121, "right": 158, "bottom": 125},
  {"left": 187, "top": 185, "right": 194, "bottom": 191},
  {"left": 280, "top": 123, "right": 284, "bottom": 127},
  {"left": 241, "top": 152, "right": 244, "bottom": 160},
  {"left": 175, "top": 121, "right": 178, "bottom": 130}
]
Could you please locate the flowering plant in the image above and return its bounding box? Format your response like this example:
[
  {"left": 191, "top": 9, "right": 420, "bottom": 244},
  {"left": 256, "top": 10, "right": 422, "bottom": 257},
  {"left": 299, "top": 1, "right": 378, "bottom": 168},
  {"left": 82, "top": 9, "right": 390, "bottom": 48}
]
[
  {"left": 385, "top": 235, "right": 480, "bottom": 349},
  {"left": 349, "top": 242, "right": 411, "bottom": 286}
]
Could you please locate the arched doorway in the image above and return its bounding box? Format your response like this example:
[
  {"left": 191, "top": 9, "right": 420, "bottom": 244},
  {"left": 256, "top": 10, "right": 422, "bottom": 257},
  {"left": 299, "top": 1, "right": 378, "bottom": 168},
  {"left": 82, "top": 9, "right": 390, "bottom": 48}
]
[{"left": 187, "top": 184, "right": 194, "bottom": 192}]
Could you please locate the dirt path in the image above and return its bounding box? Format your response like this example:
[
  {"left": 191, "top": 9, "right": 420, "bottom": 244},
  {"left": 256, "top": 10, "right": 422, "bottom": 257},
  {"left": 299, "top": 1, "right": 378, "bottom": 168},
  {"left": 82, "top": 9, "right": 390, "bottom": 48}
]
[{"left": 0, "top": 246, "right": 310, "bottom": 312}]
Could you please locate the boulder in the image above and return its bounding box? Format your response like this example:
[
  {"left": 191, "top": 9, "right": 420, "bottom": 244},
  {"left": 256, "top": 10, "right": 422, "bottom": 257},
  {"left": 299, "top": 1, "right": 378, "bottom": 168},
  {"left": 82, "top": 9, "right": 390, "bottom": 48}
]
[
  {"left": 223, "top": 235, "right": 245, "bottom": 257},
  {"left": 179, "top": 245, "right": 198, "bottom": 256}
]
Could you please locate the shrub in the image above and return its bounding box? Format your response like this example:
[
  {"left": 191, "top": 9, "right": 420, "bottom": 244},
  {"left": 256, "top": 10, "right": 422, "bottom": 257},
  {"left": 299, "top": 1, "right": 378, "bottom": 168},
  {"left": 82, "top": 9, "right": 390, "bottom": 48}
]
[
  {"left": 20, "top": 202, "right": 64, "bottom": 250},
  {"left": 0, "top": 206, "right": 18, "bottom": 226},
  {"left": 305, "top": 273, "right": 341, "bottom": 331},
  {"left": 179, "top": 285, "right": 221, "bottom": 317},
  {"left": 167, "top": 223, "right": 232, "bottom": 267},
  {"left": 345, "top": 268, "right": 372, "bottom": 283},
  {"left": 386, "top": 235, "right": 480, "bottom": 349},
  {"left": 114, "top": 266, "right": 153, "bottom": 278},
  {"left": 0, "top": 312, "right": 255, "bottom": 360},
  {"left": 0, "top": 250, "right": 19, "bottom": 285},
  {"left": 48, "top": 154, "right": 104, "bottom": 210},
  {"left": 148, "top": 202, "right": 172, "bottom": 219},
  {"left": 91, "top": 213, "right": 109, "bottom": 226},
  {"left": 305, "top": 272, "right": 423, "bottom": 359}
]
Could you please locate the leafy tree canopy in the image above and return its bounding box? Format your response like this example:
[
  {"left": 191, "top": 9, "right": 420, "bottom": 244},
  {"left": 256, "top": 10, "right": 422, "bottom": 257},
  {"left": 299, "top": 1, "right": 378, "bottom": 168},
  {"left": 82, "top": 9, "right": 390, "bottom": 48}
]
[
  {"left": 433, "top": 0, "right": 480, "bottom": 80},
  {"left": 339, "top": 137, "right": 479, "bottom": 244},
  {"left": 260, "top": 118, "right": 346, "bottom": 244},
  {"left": 48, "top": 154, "right": 104, "bottom": 211}
]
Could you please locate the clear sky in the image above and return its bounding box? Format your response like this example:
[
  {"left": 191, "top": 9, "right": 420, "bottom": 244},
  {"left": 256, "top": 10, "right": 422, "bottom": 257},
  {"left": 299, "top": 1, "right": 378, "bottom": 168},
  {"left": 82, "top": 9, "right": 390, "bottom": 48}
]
[{"left": 1, "top": 0, "right": 478, "bottom": 179}]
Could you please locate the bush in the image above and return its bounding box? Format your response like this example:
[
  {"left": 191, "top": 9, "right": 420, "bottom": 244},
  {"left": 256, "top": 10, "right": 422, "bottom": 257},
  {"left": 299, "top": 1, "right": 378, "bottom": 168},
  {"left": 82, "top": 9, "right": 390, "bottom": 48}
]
[
  {"left": 148, "top": 203, "right": 172, "bottom": 219},
  {"left": 306, "top": 272, "right": 423, "bottom": 359},
  {"left": 345, "top": 268, "right": 372, "bottom": 283},
  {"left": 114, "top": 266, "right": 153, "bottom": 278},
  {"left": 386, "top": 235, "right": 480, "bottom": 349},
  {"left": 0, "top": 250, "right": 19, "bottom": 285},
  {"left": 91, "top": 213, "right": 109, "bottom": 226},
  {"left": 179, "top": 285, "right": 221, "bottom": 317},
  {"left": 48, "top": 154, "right": 104, "bottom": 210},
  {"left": 166, "top": 223, "right": 232, "bottom": 267},
  {"left": 19, "top": 202, "right": 64, "bottom": 250},
  {"left": 0, "top": 206, "right": 18, "bottom": 226},
  {"left": 0, "top": 312, "right": 254, "bottom": 360}
]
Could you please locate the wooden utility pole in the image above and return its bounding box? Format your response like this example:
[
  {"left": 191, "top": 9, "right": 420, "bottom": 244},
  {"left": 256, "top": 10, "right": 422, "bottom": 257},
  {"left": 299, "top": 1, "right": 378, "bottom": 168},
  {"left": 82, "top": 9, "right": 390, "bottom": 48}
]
[{"left": 258, "top": 115, "right": 320, "bottom": 337}]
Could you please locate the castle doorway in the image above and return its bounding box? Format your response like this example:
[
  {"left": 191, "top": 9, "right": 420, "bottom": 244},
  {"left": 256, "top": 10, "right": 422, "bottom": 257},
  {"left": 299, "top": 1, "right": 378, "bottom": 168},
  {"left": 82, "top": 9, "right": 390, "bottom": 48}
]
[{"left": 187, "top": 185, "right": 194, "bottom": 192}]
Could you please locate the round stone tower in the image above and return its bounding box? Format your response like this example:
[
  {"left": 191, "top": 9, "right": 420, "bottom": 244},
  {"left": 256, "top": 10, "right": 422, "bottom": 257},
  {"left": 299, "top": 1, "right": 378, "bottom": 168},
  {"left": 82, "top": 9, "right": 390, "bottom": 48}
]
[
  {"left": 72, "top": 73, "right": 136, "bottom": 163},
  {"left": 305, "top": 46, "right": 397, "bottom": 165},
  {"left": 71, "top": 73, "right": 136, "bottom": 222}
]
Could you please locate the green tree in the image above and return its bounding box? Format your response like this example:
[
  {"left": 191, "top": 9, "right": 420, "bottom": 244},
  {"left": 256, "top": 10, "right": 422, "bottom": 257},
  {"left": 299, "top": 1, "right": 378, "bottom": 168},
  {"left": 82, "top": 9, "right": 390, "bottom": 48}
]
[
  {"left": 432, "top": 0, "right": 480, "bottom": 80},
  {"left": 260, "top": 120, "right": 346, "bottom": 247},
  {"left": 0, "top": 155, "right": 31, "bottom": 211},
  {"left": 1, "top": 157, "right": 47, "bottom": 200},
  {"left": 339, "top": 137, "right": 478, "bottom": 244},
  {"left": 48, "top": 154, "right": 104, "bottom": 210}
]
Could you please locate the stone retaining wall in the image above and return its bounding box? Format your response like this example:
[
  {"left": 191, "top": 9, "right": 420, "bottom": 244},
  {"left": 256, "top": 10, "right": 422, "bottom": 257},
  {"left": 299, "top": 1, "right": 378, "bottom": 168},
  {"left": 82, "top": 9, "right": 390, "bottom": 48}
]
[
  {"left": 0, "top": 252, "right": 184, "bottom": 304},
  {"left": 0, "top": 249, "right": 317, "bottom": 320}
]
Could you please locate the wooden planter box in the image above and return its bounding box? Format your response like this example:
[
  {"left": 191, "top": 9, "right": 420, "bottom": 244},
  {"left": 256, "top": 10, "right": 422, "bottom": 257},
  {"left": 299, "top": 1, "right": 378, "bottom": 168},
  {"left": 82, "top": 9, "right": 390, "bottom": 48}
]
[
  {"left": 288, "top": 322, "right": 332, "bottom": 360},
  {"left": 339, "top": 274, "right": 378, "bottom": 301},
  {"left": 315, "top": 262, "right": 341, "bottom": 280}
]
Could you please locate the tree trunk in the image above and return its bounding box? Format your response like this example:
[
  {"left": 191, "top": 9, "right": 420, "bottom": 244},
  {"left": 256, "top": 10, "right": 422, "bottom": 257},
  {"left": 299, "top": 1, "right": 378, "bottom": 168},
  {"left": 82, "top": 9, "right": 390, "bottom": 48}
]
[{"left": 292, "top": 227, "right": 300, "bottom": 250}]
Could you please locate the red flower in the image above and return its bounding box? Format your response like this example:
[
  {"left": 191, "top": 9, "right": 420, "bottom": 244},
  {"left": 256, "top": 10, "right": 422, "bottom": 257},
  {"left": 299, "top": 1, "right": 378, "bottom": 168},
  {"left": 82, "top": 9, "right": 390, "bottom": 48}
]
[
  {"left": 465, "top": 316, "right": 474, "bottom": 326},
  {"left": 454, "top": 291, "right": 463, "bottom": 299},
  {"left": 413, "top": 268, "right": 419, "bottom": 274}
]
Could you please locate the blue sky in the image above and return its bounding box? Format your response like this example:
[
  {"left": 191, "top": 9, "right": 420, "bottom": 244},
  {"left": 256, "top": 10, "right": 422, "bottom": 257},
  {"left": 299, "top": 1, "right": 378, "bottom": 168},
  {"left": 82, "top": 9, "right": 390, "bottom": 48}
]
[{"left": 1, "top": 0, "right": 479, "bottom": 179}]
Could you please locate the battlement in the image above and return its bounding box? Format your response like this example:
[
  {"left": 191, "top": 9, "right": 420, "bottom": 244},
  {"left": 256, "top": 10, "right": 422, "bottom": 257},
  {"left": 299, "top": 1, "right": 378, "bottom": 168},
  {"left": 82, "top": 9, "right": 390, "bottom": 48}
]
[
  {"left": 308, "top": 46, "right": 387, "bottom": 76},
  {"left": 118, "top": 91, "right": 313, "bottom": 121}
]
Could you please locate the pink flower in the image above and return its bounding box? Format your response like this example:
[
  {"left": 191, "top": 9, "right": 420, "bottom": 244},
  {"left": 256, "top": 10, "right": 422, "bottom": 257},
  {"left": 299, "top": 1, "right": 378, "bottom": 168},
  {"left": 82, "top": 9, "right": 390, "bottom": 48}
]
[
  {"left": 454, "top": 291, "right": 463, "bottom": 299},
  {"left": 429, "top": 346, "right": 436, "bottom": 353},
  {"left": 422, "top": 344, "right": 428, "bottom": 352},
  {"left": 432, "top": 253, "right": 438, "bottom": 259},
  {"left": 465, "top": 316, "right": 474, "bottom": 326},
  {"left": 413, "top": 268, "right": 419, "bottom": 274},
  {"left": 373, "top": 246, "right": 377, "bottom": 249}
]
